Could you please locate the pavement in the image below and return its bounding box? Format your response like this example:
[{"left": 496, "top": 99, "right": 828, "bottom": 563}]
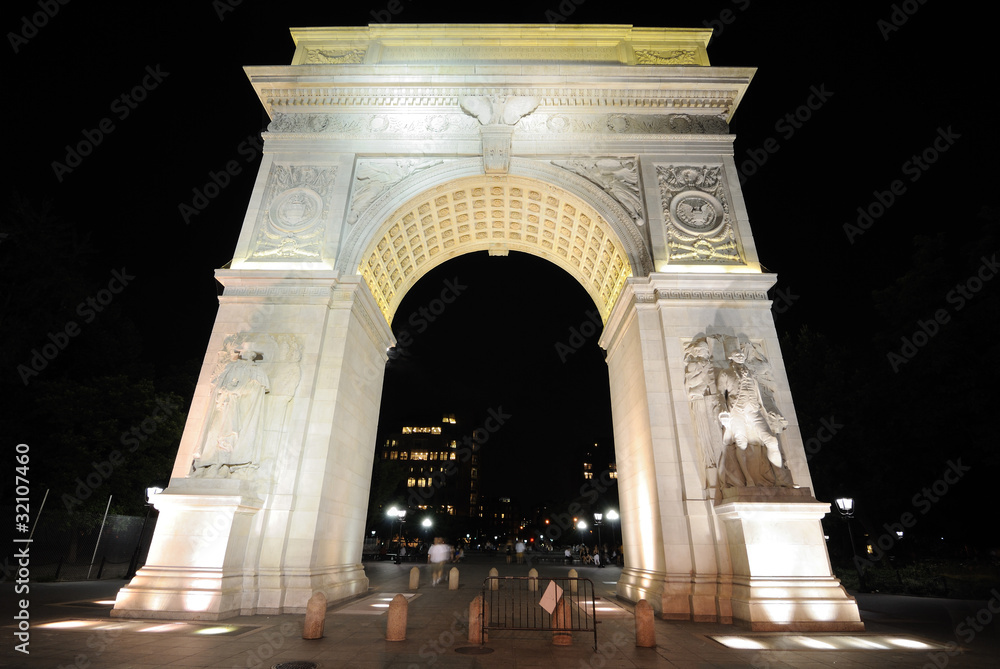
[{"left": 2, "top": 554, "right": 999, "bottom": 668}]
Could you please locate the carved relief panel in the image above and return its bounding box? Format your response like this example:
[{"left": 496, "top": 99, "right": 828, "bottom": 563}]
[
  {"left": 249, "top": 165, "right": 338, "bottom": 261},
  {"left": 656, "top": 165, "right": 745, "bottom": 265}
]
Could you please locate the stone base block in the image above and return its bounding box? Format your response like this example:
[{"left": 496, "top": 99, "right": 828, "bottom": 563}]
[{"left": 715, "top": 497, "right": 864, "bottom": 632}]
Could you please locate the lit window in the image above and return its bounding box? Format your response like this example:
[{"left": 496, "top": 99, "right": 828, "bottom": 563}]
[
  {"left": 407, "top": 478, "right": 416, "bottom": 487},
  {"left": 449, "top": 453, "right": 456, "bottom": 460},
  {"left": 583, "top": 472, "right": 593, "bottom": 479},
  {"left": 412, "top": 452, "right": 428, "bottom": 461},
  {"left": 471, "top": 468, "right": 478, "bottom": 478},
  {"left": 583, "top": 462, "right": 592, "bottom": 470},
  {"left": 450, "top": 440, "right": 457, "bottom": 448},
  {"left": 418, "top": 479, "right": 427, "bottom": 487},
  {"left": 609, "top": 471, "right": 618, "bottom": 479},
  {"left": 390, "top": 451, "right": 398, "bottom": 460},
  {"left": 399, "top": 451, "right": 408, "bottom": 460},
  {"left": 429, "top": 452, "right": 438, "bottom": 460}
]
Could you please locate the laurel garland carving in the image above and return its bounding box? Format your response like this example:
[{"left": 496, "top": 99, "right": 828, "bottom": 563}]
[
  {"left": 304, "top": 48, "right": 367, "bottom": 64},
  {"left": 634, "top": 49, "right": 697, "bottom": 65},
  {"left": 656, "top": 165, "right": 744, "bottom": 265}
]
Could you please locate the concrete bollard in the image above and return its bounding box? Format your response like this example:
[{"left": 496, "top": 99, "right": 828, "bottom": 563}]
[
  {"left": 552, "top": 597, "right": 572, "bottom": 646},
  {"left": 528, "top": 568, "right": 538, "bottom": 592},
  {"left": 386, "top": 594, "right": 408, "bottom": 641},
  {"left": 449, "top": 567, "right": 459, "bottom": 590},
  {"left": 409, "top": 566, "right": 420, "bottom": 590},
  {"left": 635, "top": 599, "right": 656, "bottom": 648},
  {"left": 302, "top": 591, "right": 327, "bottom": 640},
  {"left": 568, "top": 568, "right": 578, "bottom": 594},
  {"left": 468, "top": 595, "right": 489, "bottom": 643},
  {"left": 489, "top": 567, "right": 499, "bottom": 591}
]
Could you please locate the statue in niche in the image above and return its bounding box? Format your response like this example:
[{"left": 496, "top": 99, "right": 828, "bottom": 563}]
[
  {"left": 684, "top": 335, "right": 794, "bottom": 491},
  {"left": 193, "top": 346, "right": 270, "bottom": 479},
  {"left": 715, "top": 337, "right": 794, "bottom": 488}
]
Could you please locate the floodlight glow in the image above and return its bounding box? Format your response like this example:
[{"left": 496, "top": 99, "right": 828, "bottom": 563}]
[
  {"left": 606, "top": 510, "right": 619, "bottom": 521},
  {"left": 888, "top": 638, "right": 933, "bottom": 649},
  {"left": 39, "top": 620, "right": 94, "bottom": 629},
  {"left": 713, "top": 636, "right": 766, "bottom": 650},
  {"left": 195, "top": 626, "right": 238, "bottom": 635}
]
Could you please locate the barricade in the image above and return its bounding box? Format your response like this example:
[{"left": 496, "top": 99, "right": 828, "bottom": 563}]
[{"left": 480, "top": 575, "right": 597, "bottom": 650}]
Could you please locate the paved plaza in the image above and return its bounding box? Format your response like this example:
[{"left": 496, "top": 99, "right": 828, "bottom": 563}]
[{"left": 3, "top": 554, "right": 998, "bottom": 668}]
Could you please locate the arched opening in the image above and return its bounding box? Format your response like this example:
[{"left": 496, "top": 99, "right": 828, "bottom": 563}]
[{"left": 366, "top": 250, "right": 620, "bottom": 559}]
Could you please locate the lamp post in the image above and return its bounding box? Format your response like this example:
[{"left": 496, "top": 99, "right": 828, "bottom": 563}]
[
  {"left": 387, "top": 507, "right": 407, "bottom": 564},
  {"left": 576, "top": 520, "right": 587, "bottom": 555},
  {"left": 593, "top": 513, "right": 604, "bottom": 568},
  {"left": 126, "top": 486, "right": 163, "bottom": 579},
  {"left": 835, "top": 497, "right": 867, "bottom": 592},
  {"left": 606, "top": 509, "right": 620, "bottom": 565}
]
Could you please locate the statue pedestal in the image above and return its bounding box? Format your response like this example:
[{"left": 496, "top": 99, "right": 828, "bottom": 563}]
[
  {"left": 112, "top": 480, "right": 264, "bottom": 621},
  {"left": 715, "top": 489, "right": 864, "bottom": 631}
]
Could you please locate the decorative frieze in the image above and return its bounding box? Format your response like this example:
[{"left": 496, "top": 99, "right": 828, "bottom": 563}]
[
  {"left": 656, "top": 165, "right": 744, "bottom": 265},
  {"left": 304, "top": 48, "right": 367, "bottom": 64},
  {"left": 249, "top": 165, "right": 338, "bottom": 261}
]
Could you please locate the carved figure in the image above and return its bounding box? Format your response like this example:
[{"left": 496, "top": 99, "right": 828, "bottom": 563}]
[
  {"left": 193, "top": 347, "right": 270, "bottom": 477},
  {"left": 715, "top": 338, "right": 793, "bottom": 487},
  {"left": 460, "top": 95, "right": 539, "bottom": 126}
]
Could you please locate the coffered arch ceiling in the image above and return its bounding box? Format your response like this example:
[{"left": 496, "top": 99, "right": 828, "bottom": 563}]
[{"left": 358, "top": 174, "right": 638, "bottom": 326}]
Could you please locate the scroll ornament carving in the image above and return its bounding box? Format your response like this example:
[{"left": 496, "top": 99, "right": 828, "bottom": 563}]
[
  {"left": 266, "top": 112, "right": 479, "bottom": 136},
  {"left": 683, "top": 334, "right": 794, "bottom": 492},
  {"left": 551, "top": 158, "right": 644, "bottom": 226},
  {"left": 192, "top": 334, "right": 303, "bottom": 481},
  {"left": 251, "top": 165, "right": 337, "bottom": 259},
  {"left": 657, "top": 165, "right": 743, "bottom": 264},
  {"left": 634, "top": 49, "right": 697, "bottom": 65},
  {"left": 347, "top": 159, "right": 446, "bottom": 224}
]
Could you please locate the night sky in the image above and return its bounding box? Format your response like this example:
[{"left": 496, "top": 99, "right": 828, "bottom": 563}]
[{"left": 5, "top": 4, "right": 994, "bottom": 532}]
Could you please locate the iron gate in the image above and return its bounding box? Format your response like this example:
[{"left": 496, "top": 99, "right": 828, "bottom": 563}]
[{"left": 481, "top": 576, "right": 598, "bottom": 649}]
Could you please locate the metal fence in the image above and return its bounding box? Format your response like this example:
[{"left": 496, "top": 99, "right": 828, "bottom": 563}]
[{"left": 481, "top": 576, "right": 598, "bottom": 650}]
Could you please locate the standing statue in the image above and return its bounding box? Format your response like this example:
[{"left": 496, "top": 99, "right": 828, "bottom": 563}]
[
  {"left": 715, "top": 338, "right": 793, "bottom": 487},
  {"left": 193, "top": 347, "right": 270, "bottom": 478}
]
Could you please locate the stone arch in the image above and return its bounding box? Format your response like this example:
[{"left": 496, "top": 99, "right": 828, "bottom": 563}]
[{"left": 341, "top": 158, "right": 653, "bottom": 325}]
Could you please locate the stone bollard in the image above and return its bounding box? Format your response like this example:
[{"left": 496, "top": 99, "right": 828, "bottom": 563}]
[
  {"left": 635, "top": 599, "right": 656, "bottom": 648},
  {"left": 528, "top": 568, "right": 538, "bottom": 592},
  {"left": 489, "top": 567, "right": 499, "bottom": 591},
  {"left": 302, "top": 591, "right": 326, "bottom": 640},
  {"left": 449, "top": 567, "right": 460, "bottom": 590},
  {"left": 468, "top": 595, "right": 489, "bottom": 643},
  {"left": 568, "top": 568, "right": 578, "bottom": 594},
  {"left": 409, "top": 566, "right": 420, "bottom": 590},
  {"left": 386, "top": 594, "right": 408, "bottom": 641},
  {"left": 552, "top": 597, "right": 572, "bottom": 646}
]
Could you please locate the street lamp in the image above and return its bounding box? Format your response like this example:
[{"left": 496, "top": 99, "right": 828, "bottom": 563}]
[
  {"left": 422, "top": 517, "right": 432, "bottom": 541},
  {"left": 606, "top": 510, "right": 620, "bottom": 565},
  {"left": 576, "top": 520, "right": 587, "bottom": 549},
  {"left": 387, "top": 507, "right": 407, "bottom": 564},
  {"left": 593, "top": 513, "right": 604, "bottom": 568},
  {"left": 835, "top": 497, "right": 867, "bottom": 592}
]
